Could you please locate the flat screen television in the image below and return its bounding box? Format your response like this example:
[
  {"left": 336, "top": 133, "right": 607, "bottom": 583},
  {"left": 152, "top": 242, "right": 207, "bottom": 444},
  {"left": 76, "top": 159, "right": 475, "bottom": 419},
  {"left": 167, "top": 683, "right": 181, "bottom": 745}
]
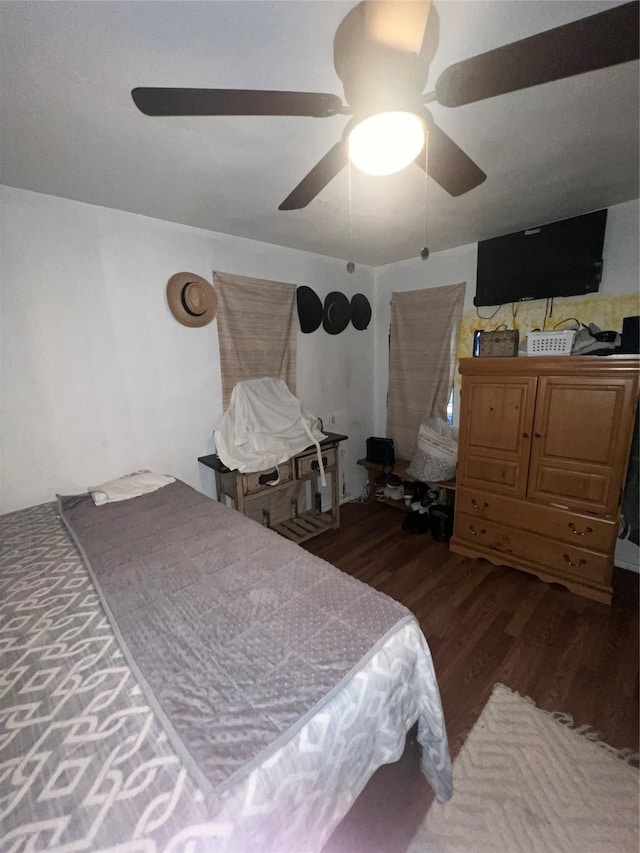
[{"left": 474, "top": 209, "right": 608, "bottom": 307}]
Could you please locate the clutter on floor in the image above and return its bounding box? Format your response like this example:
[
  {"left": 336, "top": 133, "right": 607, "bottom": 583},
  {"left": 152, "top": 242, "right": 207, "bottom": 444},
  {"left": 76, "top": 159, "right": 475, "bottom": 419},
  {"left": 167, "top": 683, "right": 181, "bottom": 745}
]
[{"left": 372, "top": 473, "right": 454, "bottom": 541}]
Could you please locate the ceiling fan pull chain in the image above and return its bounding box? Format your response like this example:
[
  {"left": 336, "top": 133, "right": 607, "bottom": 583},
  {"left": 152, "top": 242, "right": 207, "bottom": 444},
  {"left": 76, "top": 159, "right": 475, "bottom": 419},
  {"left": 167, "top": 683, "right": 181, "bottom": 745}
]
[
  {"left": 346, "top": 161, "right": 355, "bottom": 273},
  {"left": 421, "top": 135, "right": 430, "bottom": 261}
]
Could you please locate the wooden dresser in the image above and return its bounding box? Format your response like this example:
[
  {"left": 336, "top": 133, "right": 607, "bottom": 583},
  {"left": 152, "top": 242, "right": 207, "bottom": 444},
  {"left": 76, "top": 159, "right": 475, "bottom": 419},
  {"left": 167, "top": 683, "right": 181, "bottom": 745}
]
[{"left": 450, "top": 356, "right": 639, "bottom": 603}]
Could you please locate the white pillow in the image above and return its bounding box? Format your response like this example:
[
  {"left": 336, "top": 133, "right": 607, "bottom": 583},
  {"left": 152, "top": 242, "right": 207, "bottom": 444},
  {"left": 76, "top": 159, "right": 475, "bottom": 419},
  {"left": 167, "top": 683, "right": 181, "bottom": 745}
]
[{"left": 89, "top": 470, "right": 175, "bottom": 506}]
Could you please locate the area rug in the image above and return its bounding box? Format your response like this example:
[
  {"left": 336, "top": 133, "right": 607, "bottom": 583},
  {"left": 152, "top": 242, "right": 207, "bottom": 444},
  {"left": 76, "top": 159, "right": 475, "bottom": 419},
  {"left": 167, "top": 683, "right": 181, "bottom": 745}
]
[{"left": 408, "top": 683, "right": 639, "bottom": 853}]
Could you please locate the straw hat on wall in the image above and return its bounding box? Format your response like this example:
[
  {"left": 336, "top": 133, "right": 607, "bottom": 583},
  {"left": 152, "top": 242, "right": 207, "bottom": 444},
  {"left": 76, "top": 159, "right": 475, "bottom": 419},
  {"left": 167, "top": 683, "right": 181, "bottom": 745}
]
[{"left": 167, "top": 272, "right": 218, "bottom": 327}]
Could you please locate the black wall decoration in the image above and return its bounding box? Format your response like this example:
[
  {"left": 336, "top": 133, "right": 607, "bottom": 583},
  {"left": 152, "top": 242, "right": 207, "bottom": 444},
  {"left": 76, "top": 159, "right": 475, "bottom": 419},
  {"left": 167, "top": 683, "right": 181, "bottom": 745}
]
[
  {"left": 350, "top": 293, "right": 371, "bottom": 330},
  {"left": 296, "top": 286, "right": 371, "bottom": 334},
  {"left": 296, "top": 285, "right": 323, "bottom": 333},
  {"left": 323, "top": 292, "right": 351, "bottom": 335}
]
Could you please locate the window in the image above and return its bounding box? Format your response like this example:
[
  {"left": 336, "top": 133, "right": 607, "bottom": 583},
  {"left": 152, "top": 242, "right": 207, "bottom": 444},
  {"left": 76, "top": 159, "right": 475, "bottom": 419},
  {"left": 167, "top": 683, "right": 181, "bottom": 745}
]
[
  {"left": 387, "top": 283, "right": 465, "bottom": 459},
  {"left": 446, "top": 387, "right": 454, "bottom": 425}
]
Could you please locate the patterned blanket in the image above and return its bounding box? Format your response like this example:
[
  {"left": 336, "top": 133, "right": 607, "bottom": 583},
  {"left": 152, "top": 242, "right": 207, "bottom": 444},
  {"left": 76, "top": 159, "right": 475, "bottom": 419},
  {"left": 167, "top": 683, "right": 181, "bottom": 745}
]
[{"left": 1, "top": 487, "right": 452, "bottom": 851}]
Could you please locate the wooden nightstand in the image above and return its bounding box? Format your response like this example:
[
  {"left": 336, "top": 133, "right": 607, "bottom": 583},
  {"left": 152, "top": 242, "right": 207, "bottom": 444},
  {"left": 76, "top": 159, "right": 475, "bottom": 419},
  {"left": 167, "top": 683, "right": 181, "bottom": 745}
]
[{"left": 198, "top": 433, "right": 347, "bottom": 544}]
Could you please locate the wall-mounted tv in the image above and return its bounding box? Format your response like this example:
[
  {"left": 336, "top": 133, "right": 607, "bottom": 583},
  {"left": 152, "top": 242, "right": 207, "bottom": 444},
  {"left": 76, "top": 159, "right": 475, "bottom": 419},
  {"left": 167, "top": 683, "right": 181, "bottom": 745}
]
[{"left": 474, "top": 209, "right": 608, "bottom": 307}]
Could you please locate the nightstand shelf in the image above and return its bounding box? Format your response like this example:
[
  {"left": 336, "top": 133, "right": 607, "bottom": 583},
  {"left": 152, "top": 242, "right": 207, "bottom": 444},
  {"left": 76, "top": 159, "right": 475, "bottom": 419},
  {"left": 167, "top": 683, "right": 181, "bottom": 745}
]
[
  {"left": 357, "top": 456, "right": 456, "bottom": 510},
  {"left": 272, "top": 510, "right": 336, "bottom": 544}
]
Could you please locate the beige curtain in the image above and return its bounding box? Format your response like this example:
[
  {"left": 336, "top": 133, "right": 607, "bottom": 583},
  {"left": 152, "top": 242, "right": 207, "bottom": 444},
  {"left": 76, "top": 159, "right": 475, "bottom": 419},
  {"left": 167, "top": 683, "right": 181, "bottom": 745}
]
[
  {"left": 214, "top": 271, "right": 297, "bottom": 409},
  {"left": 387, "top": 282, "right": 465, "bottom": 460}
]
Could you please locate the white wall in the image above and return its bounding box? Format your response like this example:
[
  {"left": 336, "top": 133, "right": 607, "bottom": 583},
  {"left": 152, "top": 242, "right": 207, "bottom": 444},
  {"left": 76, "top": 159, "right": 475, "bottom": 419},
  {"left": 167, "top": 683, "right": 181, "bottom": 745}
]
[{"left": 0, "top": 186, "right": 374, "bottom": 513}]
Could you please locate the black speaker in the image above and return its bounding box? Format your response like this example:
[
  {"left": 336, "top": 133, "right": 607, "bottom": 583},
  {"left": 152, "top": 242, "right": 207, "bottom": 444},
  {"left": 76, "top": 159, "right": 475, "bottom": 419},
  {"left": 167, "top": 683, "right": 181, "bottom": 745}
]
[
  {"left": 618, "top": 316, "right": 639, "bottom": 354},
  {"left": 430, "top": 505, "right": 455, "bottom": 543},
  {"left": 366, "top": 437, "right": 395, "bottom": 466}
]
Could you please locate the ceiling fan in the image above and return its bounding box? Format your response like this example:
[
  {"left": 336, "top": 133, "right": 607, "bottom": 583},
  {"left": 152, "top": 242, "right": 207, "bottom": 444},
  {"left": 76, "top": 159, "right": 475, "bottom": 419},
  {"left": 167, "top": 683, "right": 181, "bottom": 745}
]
[{"left": 132, "top": 0, "right": 639, "bottom": 211}]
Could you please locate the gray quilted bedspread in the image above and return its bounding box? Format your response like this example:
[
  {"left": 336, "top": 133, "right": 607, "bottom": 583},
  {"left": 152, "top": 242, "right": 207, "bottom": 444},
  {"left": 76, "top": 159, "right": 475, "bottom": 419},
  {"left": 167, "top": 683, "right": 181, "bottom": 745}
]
[{"left": 58, "top": 481, "right": 411, "bottom": 796}]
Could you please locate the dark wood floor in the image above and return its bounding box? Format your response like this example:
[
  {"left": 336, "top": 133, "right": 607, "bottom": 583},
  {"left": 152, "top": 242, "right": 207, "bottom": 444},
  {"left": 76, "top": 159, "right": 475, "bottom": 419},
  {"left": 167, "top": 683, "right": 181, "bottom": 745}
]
[{"left": 302, "top": 499, "right": 639, "bottom": 853}]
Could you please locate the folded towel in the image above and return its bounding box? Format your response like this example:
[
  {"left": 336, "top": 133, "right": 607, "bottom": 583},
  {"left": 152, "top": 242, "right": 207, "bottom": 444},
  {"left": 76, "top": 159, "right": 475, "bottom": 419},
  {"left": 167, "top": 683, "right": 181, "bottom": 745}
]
[{"left": 89, "top": 470, "right": 175, "bottom": 506}]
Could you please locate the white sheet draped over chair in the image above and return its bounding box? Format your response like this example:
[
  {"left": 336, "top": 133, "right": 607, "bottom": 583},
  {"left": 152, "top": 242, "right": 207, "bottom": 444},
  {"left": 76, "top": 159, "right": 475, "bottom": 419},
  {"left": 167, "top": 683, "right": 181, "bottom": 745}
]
[{"left": 214, "top": 377, "right": 327, "bottom": 482}]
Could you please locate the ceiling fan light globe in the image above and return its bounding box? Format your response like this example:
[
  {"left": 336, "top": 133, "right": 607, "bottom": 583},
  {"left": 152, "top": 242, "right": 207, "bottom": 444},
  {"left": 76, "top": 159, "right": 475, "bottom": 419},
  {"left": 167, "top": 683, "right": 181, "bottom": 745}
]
[{"left": 348, "top": 111, "right": 424, "bottom": 176}]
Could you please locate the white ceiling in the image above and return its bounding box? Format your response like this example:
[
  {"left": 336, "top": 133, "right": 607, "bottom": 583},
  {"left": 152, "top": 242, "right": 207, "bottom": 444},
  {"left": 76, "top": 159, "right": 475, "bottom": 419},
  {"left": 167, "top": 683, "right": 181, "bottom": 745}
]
[{"left": 1, "top": 1, "right": 638, "bottom": 267}]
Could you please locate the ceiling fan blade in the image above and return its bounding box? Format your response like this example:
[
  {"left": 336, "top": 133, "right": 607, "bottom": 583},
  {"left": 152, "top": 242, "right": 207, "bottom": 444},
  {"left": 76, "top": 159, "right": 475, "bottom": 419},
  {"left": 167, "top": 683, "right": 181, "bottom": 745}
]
[
  {"left": 131, "top": 88, "right": 344, "bottom": 117},
  {"left": 418, "top": 112, "right": 486, "bottom": 196},
  {"left": 435, "top": 0, "right": 640, "bottom": 108},
  {"left": 363, "top": 0, "right": 431, "bottom": 54},
  {"left": 279, "top": 140, "right": 348, "bottom": 210}
]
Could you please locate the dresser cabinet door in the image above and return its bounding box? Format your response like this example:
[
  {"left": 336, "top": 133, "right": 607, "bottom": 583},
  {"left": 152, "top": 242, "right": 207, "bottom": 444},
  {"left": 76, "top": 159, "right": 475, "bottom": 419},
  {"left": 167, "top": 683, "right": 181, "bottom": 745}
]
[
  {"left": 527, "top": 375, "right": 637, "bottom": 515},
  {"left": 457, "top": 375, "right": 537, "bottom": 497}
]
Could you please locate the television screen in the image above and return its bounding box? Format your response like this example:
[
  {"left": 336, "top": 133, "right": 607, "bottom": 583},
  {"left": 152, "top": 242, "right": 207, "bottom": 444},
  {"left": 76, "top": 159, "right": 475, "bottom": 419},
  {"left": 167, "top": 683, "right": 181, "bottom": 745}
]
[{"left": 474, "top": 209, "right": 607, "bottom": 307}]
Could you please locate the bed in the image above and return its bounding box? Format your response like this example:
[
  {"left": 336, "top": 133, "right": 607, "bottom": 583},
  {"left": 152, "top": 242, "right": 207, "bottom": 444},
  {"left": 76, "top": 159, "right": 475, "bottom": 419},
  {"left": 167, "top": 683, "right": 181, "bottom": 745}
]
[{"left": 1, "top": 480, "right": 452, "bottom": 852}]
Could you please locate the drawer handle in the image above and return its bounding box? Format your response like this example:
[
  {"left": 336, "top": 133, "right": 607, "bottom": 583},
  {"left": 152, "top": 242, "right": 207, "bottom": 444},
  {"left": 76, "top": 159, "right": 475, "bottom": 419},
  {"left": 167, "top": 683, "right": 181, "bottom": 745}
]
[
  {"left": 563, "top": 553, "right": 587, "bottom": 569},
  {"left": 568, "top": 523, "right": 593, "bottom": 537},
  {"left": 311, "top": 456, "right": 328, "bottom": 471},
  {"left": 471, "top": 499, "right": 489, "bottom": 511},
  {"left": 258, "top": 469, "right": 280, "bottom": 486},
  {"left": 469, "top": 525, "right": 486, "bottom": 537}
]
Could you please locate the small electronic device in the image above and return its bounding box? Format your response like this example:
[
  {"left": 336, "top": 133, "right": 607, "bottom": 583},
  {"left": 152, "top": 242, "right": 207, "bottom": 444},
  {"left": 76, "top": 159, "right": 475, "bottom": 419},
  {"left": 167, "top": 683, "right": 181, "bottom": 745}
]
[
  {"left": 473, "top": 329, "right": 520, "bottom": 357},
  {"left": 366, "top": 437, "right": 395, "bottom": 466}
]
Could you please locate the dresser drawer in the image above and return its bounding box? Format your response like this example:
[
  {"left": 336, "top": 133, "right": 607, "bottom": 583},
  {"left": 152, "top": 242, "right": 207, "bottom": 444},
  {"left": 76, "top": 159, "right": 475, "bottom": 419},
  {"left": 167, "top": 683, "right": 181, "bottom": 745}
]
[
  {"left": 241, "top": 460, "right": 292, "bottom": 495},
  {"left": 454, "top": 512, "right": 612, "bottom": 585},
  {"left": 456, "top": 486, "right": 616, "bottom": 553},
  {"left": 296, "top": 447, "right": 337, "bottom": 478}
]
